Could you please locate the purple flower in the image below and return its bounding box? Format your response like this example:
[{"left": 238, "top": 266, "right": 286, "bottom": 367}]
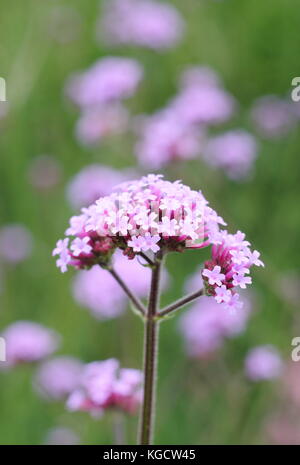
[
  {"left": 34, "top": 356, "right": 83, "bottom": 400},
  {"left": 251, "top": 95, "right": 296, "bottom": 139},
  {"left": 245, "top": 345, "right": 283, "bottom": 381},
  {"left": 171, "top": 80, "right": 235, "bottom": 126},
  {"left": 0, "top": 224, "right": 33, "bottom": 264},
  {"left": 214, "top": 285, "right": 231, "bottom": 303},
  {"left": 55, "top": 174, "right": 227, "bottom": 270},
  {"left": 99, "top": 0, "right": 184, "bottom": 50},
  {"left": 202, "top": 265, "right": 225, "bottom": 286},
  {"left": 202, "top": 130, "right": 258, "bottom": 180},
  {"left": 54, "top": 174, "right": 262, "bottom": 312},
  {"left": 201, "top": 229, "right": 264, "bottom": 310},
  {"left": 179, "top": 66, "right": 221, "bottom": 89},
  {"left": 66, "top": 358, "right": 143, "bottom": 416},
  {"left": 1, "top": 321, "right": 60, "bottom": 366},
  {"left": 75, "top": 104, "right": 129, "bottom": 146},
  {"left": 65, "top": 57, "right": 143, "bottom": 108},
  {"left": 135, "top": 110, "right": 203, "bottom": 169},
  {"left": 70, "top": 237, "right": 92, "bottom": 256},
  {"left": 232, "top": 273, "right": 252, "bottom": 289}
]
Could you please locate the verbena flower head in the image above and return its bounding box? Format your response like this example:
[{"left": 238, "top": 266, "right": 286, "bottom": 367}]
[
  {"left": 1, "top": 321, "right": 60, "bottom": 366},
  {"left": 202, "top": 130, "right": 258, "bottom": 180},
  {"left": 179, "top": 294, "right": 251, "bottom": 358},
  {"left": 202, "top": 229, "right": 264, "bottom": 311},
  {"left": 135, "top": 110, "right": 203, "bottom": 169},
  {"left": 72, "top": 251, "right": 169, "bottom": 320},
  {"left": 34, "top": 356, "right": 83, "bottom": 400},
  {"left": 66, "top": 358, "right": 142, "bottom": 416},
  {"left": 66, "top": 57, "right": 143, "bottom": 108},
  {"left": 245, "top": 345, "right": 283, "bottom": 381},
  {"left": 75, "top": 103, "right": 129, "bottom": 146},
  {"left": 54, "top": 174, "right": 223, "bottom": 269},
  {"left": 54, "top": 174, "right": 262, "bottom": 312},
  {"left": 99, "top": 0, "right": 184, "bottom": 50}
]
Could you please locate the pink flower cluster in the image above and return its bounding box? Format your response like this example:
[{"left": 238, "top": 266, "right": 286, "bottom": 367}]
[
  {"left": 135, "top": 110, "right": 204, "bottom": 169},
  {"left": 34, "top": 356, "right": 83, "bottom": 400},
  {"left": 171, "top": 67, "right": 236, "bottom": 126},
  {"left": 67, "top": 358, "right": 142, "bottom": 416},
  {"left": 135, "top": 66, "right": 236, "bottom": 169},
  {"left": 72, "top": 251, "right": 169, "bottom": 320},
  {"left": 99, "top": 0, "right": 184, "bottom": 50},
  {"left": 244, "top": 345, "right": 282, "bottom": 381},
  {"left": 66, "top": 57, "right": 143, "bottom": 108},
  {"left": 179, "top": 294, "right": 252, "bottom": 358},
  {"left": 1, "top": 321, "right": 60, "bottom": 366},
  {"left": 202, "top": 229, "right": 264, "bottom": 312},
  {"left": 53, "top": 174, "right": 225, "bottom": 272},
  {"left": 66, "top": 57, "right": 143, "bottom": 146}
]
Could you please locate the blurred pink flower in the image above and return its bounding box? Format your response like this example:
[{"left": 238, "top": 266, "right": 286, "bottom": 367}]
[
  {"left": 34, "top": 356, "right": 83, "bottom": 400},
  {"left": 75, "top": 104, "right": 129, "bottom": 146},
  {"left": 171, "top": 77, "right": 235, "bottom": 126},
  {"left": 72, "top": 251, "right": 169, "bottom": 320},
  {"left": 281, "top": 361, "right": 300, "bottom": 407},
  {"left": 0, "top": 224, "right": 33, "bottom": 264},
  {"left": 65, "top": 57, "right": 143, "bottom": 108},
  {"left": 179, "top": 66, "right": 221, "bottom": 90},
  {"left": 1, "top": 321, "right": 60, "bottom": 366},
  {"left": 66, "top": 164, "right": 131, "bottom": 209},
  {"left": 245, "top": 345, "right": 283, "bottom": 381},
  {"left": 99, "top": 0, "right": 184, "bottom": 50},
  {"left": 135, "top": 110, "right": 203, "bottom": 169},
  {"left": 44, "top": 427, "right": 80, "bottom": 445},
  {"left": 251, "top": 95, "right": 296, "bottom": 138},
  {"left": 27, "top": 155, "right": 62, "bottom": 191},
  {"left": 67, "top": 358, "right": 142, "bottom": 416},
  {"left": 265, "top": 414, "right": 300, "bottom": 445},
  {"left": 202, "top": 130, "right": 258, "bottom": 180},
  {"left": 179, "top": 294, "right": 251, "bottom": 358}
]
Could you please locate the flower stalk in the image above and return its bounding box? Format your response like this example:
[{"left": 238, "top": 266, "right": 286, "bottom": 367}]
[
  {"left": 108, "top": 267, "right": 146, "bottom": 316},
  {"left": 138, "top": 251, "right": 163, "bottom": 445}
]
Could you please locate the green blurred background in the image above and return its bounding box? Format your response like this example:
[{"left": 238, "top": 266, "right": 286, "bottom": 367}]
[{"left": 0, "top": 0, "right": 300, "bottom": 445}]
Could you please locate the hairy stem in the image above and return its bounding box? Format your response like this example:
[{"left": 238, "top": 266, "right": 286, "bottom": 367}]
[
  {"left": 158, "top": 288, "right": 204, "bottom": 318},
  {"left": 108, "top": 268, "right": 146, "bottom": 316},
  {"left": 138, "top": 253, "right": 163, "bottom": 445},
  {"left": 139, "top": 252, "right": 155, "bottom": 266}
]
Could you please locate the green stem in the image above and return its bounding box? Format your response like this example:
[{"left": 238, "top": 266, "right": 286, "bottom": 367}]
[
  {"left": 138, "top": 253, "right": 163, "bottom": 445},
  {"left": 108, "top": 268, "right": 146, "bottom": 316},
  {"left": 158, "top": 288, "right": 203, "bottom": 318}
]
